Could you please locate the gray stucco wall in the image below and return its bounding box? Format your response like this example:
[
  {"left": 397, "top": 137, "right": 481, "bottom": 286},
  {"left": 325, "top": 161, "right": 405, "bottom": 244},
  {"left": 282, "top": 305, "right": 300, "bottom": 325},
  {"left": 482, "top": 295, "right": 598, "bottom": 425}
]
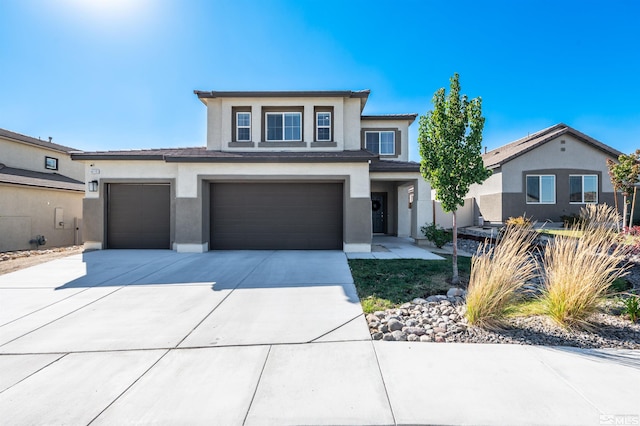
[{"left": 501, "top": 168, "right": 611, "bottom": 222}]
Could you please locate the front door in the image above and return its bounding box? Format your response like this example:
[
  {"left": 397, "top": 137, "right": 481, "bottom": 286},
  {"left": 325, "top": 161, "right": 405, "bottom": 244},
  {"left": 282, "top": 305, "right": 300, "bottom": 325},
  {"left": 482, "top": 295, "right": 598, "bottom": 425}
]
[{"left": 371, "top": 192, "right": 387, "bottom": 234}]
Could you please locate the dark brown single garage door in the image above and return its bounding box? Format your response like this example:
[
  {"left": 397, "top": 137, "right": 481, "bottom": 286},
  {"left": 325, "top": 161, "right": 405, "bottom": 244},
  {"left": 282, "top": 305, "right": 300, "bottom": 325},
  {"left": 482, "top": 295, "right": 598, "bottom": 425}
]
[
  {"left": 107, "top": 184, "right": 171, "bottom": 249},
  {"left": 210, "top": 182, "right": 343, "bottom": 250}
]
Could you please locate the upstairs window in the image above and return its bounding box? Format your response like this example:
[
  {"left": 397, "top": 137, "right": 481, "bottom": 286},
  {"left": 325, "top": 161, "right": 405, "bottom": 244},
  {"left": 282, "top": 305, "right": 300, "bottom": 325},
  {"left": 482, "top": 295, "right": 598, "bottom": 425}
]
[
  {"left": 570, "top": 175, "right": 598, "bottom": 203},
  {"left": 266, "top": 112, "right": 301, "bottom": 141},
  {"left": 236, "top": 112, "right": 251, "bottom": 141},
  {"left": 45, "top": 156, "right": 58, "bottom": 170},
  {"left": 526, "top": 175, "right": 555, "bottom": 204},
  {"left": 365, "top": 131, "right": 395, "bottom": 155},
  {"left": 316, "top": 112, "right": 331, "bottom": 141}
]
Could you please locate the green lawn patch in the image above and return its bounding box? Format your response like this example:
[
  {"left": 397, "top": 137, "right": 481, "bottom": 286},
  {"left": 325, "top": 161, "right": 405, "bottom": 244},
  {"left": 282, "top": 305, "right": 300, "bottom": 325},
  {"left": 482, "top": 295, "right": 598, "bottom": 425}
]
[
  {"left": 348, "top": 256, "right": 471, "bottom": 314},
  {"left": 536, "top": 229, "right": 583, "bottom": 238}
]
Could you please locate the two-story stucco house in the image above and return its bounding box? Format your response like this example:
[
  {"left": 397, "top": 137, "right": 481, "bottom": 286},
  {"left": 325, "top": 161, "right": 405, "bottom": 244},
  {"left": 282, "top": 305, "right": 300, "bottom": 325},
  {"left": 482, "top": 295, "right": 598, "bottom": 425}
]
[
  {"left": 0, "top": 128, "right": 84, "bottom": 251},
  {"left": 71, "top": 90, "right": 431, "bottom": 252},
  {"left": 466, "top": 123, "right": 623, "bottom": 224}
]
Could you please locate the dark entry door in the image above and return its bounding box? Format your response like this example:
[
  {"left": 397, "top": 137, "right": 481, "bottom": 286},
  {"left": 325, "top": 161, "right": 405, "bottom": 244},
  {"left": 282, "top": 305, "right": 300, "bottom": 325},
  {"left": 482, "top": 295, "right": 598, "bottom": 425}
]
[
  {"left": 107, "top": 184, "right": 171, "bottom": 249},
  {"left": 371, "top": 192, "right": 387, "bottom": 234}
]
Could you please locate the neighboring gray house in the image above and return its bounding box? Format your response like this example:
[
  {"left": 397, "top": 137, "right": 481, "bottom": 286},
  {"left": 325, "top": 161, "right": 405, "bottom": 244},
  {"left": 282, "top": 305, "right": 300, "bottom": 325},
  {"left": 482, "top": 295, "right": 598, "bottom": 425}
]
[
  {"left": 71, "top": 90, "right": 431, "bottom": 252},
  {"left": 466, "top": 123, "right": 623, "bottom": 224},
  {"left": 0, "top": 128, "right": 84, "bottom": 251}
]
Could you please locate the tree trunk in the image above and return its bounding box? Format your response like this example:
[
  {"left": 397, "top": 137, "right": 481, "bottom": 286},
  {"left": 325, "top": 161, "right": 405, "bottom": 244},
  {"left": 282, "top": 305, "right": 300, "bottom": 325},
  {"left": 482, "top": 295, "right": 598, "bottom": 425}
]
[
  {"left": 623, "top": 196, "right": 629, "bottom": 230},
  {"left": 614, "top": 190, "right": 620, "bottom": 232},
  {"left": 631, "top": 187, "right": 637, "bottom": 227},
  {"left": 451, "top": 210, "right": 459, "bottom": 285}
]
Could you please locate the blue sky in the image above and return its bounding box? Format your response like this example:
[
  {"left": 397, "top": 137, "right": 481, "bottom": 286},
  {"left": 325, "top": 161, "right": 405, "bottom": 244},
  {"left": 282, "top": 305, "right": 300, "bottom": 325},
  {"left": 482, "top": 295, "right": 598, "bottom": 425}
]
[{"left": 1, "top": 0, "right": 638, "bottom": 161}]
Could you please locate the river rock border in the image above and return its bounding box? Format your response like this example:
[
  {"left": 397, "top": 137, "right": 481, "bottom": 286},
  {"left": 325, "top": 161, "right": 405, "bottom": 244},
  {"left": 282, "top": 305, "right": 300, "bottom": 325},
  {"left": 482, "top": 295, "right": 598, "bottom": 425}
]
[{"left": 367, "top": 290, "right": 640, "bottom": 348}]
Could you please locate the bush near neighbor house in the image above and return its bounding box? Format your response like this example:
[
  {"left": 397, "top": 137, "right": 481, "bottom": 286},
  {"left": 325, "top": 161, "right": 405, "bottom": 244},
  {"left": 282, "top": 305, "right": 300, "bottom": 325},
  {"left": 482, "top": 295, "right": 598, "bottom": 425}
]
[
  {"left": 465, "top": 223, "right": 538, "bottom": 329},
  {"left": 505, "top": 216, "right": 532, "bottom": 227},
  {"left": 541, "top": 204, "right": 632, "bottom": 329},
  {"left": 421, "top": 222, "right": 452, "bottom": 248}
]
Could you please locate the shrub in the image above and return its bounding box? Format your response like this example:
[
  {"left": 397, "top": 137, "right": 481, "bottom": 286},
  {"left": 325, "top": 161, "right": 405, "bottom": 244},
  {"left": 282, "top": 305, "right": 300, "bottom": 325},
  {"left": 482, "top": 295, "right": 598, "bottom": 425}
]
[
  {"left": 560, "top": 213, "right": 586, "bottom": 228},
  {"left": 421, "top": 222, "right": 452, "bottom": 248},
  {"left": 505, "top": 215, "right": 532, "bottom": 227},
  {"left": 622, "top": 295, "right": 640, "bottom": 322},
  {"left": 540, "top": 204, "right": 631, "bottom": 329},
  {"left": 465, "top": 223, "right": 538, "bottom": 329}
]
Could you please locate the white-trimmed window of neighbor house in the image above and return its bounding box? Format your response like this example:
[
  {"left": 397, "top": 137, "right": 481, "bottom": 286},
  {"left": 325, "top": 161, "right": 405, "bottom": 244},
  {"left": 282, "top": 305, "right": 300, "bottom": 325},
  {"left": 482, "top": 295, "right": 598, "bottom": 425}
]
[
  {"left": 526, "top": 175, "right": 555, "bottom": 204},
  {"left": 570, "top": 175, "right": 598, "bottom": 203},
  {"left": 266, "top": 112, "right": 301, "bottom": 141},
  {"left": 365, "top": 131, "right": 395, "bottom": 155},
  {"left": 236, "top": 112, "right": 251, "bottom": 141},
  {"left": 316, "top": 112, "right": 331, "bottom": 141}
]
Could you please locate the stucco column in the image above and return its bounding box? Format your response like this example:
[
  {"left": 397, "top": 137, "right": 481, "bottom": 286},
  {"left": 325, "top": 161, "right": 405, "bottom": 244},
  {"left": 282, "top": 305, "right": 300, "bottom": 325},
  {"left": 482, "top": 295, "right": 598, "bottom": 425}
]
[
  {"left": 411, "top": 178, "right": 432, "bottom": 241},
  {"left": 397, "top": 184, "right": 411, "bottom": 237}
]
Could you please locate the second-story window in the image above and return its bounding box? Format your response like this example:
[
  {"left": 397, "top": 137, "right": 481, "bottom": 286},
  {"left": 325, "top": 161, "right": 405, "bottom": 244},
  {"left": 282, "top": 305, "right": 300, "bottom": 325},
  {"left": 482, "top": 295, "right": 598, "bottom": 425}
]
[
  {"left": 236, "top": 112, "right": 251, "bottom": 141},
  {"left": 266, "top": 112, "right": 302, "bottom": 141},
  {"left": 365, "top": 131, "right": 395, "bottom": 155},
  {"left": 316, "top": 112, "right": 331, "bottom": 141}
]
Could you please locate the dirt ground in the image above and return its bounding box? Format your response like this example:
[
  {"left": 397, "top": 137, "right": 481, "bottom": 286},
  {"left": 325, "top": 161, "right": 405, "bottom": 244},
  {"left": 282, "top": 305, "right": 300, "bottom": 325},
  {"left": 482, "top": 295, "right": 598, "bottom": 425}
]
[{"left": 0, "top": 246, "right": 84, "bottom": 276}]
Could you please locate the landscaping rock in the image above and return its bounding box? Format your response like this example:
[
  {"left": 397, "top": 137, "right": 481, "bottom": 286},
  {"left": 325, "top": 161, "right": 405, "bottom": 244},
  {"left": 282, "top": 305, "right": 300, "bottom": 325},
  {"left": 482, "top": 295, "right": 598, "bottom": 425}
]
[
  {"left": 447, "top": 287, "right": 465, "bottom": 298},
  {"left": 387, "top": 318, "right": 403, "bottom": 332},
  {"left": 391, "top": 330, "right": 407, "bottom": 341}
]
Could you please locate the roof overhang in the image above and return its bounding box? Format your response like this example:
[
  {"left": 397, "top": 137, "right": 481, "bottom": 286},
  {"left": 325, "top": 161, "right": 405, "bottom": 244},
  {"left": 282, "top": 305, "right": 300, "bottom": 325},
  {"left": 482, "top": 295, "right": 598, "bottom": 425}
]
[{"left": 194, "top": 90, "right": 371, "bottom": 111}]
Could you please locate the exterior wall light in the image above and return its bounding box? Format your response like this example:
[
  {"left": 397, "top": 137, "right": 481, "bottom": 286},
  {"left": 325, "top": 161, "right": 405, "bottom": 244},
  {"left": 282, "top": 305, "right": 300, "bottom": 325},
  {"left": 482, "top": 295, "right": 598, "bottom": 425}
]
[{"left": 88, "top": 180, "right": 99, "bottom": 192}]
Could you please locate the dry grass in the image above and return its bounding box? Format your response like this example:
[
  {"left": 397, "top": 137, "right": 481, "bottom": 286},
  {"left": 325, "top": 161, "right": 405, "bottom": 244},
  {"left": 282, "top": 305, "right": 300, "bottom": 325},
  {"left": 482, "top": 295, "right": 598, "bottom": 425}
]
[
  {"left": 465, "top": 224, "right": 539, "bottom": 329},
  {"left": 541, "top": 204, "right": 631, "bottom": 329}
]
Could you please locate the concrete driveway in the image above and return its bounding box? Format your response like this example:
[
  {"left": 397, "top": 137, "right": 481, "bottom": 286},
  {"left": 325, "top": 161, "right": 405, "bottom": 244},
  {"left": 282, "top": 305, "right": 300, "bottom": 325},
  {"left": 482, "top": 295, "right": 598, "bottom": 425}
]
[{"left": 1, "top": 250, "right": 640, "bottom": 425}]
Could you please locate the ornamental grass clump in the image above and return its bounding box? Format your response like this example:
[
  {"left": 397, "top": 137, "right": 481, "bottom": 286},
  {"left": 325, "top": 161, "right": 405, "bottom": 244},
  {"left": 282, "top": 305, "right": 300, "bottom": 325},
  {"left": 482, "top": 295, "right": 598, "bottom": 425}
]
[
  {"left": 465, "top": 223, "right": 538, "bottom": 329},
  {"left": 541, "top": 204, "right": 631, "bottom": 329}
]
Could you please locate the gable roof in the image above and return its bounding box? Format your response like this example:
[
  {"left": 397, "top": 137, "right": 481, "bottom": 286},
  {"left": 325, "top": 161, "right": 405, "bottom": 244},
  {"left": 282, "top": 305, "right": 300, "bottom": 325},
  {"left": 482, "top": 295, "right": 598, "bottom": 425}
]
[
  {"left": 0, "top": 128, "right": 78, "bottom": 154},
  {"left": 483, "top": 123, "right": 623, "bottom": 170},
  {"left": 0, "top": 165, "right": 84, "bottom": 192}
]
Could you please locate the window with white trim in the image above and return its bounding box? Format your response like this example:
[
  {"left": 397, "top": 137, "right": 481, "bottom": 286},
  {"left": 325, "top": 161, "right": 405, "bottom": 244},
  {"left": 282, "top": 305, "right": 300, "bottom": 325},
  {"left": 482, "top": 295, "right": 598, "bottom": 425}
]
[
  {"left": 266, "top": 112, "right": 302, "bottom": 141},
  {"left": 570, "top": 175, "right": 598, "bottom": 203},
  {"left": 316, "top": 112, "right": 331, "bottom": 141},
  {"left": 236, "top": 112, "right": 251, "bottom": 141},
  {"left": 365, "top": 131, "right": 395, "bottom": 155},
  {"left": 526, "top": 175, "right": 555, "bottom": 204}
]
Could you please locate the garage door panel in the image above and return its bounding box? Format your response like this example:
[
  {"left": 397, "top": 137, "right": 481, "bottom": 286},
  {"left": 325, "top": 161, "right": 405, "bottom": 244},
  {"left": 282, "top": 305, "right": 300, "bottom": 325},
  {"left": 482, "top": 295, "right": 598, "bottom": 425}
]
[
  {"left": 108, "top": 184, "right": 170, "bottom": 249},
  {"left": 211, "top": 183, "right": 343, "bottom": 250}
]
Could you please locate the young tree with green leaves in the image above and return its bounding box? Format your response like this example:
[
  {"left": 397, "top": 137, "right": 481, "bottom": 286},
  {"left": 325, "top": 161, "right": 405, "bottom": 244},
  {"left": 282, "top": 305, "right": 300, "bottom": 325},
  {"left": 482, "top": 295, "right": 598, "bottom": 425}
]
[
  {"left": 418, "top": 73, "right": 491, "bottom": 285},
  {"left": 607, "top": 149, "right": 640, "bottom": 229}
]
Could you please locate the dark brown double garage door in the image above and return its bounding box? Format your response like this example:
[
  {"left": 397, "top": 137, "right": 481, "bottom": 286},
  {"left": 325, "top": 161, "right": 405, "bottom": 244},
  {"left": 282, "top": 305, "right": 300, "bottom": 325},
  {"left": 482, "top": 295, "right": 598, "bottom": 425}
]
[
  {"left": 210, "top": 182, "right": 343, "bottom": 250},
  {"left": 106, "top": 182, "right": 343, "bottom": 250}
]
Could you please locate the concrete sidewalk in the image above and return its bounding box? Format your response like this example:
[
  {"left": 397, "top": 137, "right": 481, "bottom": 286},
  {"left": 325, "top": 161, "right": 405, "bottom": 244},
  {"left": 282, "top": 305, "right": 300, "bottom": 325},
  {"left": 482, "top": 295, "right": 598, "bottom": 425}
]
[{"left": 0, "top": 250, "right": 639, "bottom": 425}]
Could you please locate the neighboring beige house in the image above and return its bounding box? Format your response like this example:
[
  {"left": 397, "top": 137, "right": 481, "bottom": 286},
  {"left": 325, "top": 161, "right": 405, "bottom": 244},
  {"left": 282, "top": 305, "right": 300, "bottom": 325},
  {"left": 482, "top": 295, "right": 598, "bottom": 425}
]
[
  {"left": 434, "top": 123, "right": 622, "bottom": 227},
  {"left": 0, "top": 128, "right": 84, "bottom": 252},
  {"left": 72, "top": 90, "right": 431, "bottom": 252}
]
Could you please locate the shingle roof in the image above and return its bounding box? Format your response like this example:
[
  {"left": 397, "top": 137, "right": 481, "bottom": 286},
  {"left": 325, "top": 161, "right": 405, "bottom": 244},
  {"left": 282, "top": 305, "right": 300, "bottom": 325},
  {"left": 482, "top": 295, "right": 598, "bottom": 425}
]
[
  {"left": 483, "top": 123, "right": 623, "bottom": 169},
  {"left": 0, "top": 165, "right": 84, "bottom": 191},
  {"left": 369, "top": 159, "right": 421, "bottom": 172},
  {"left": 71, "top": 147, "right": 378, "bottom": 163},
  {"left": 0, "top": 128, "right": 78, "bottom": 154}
]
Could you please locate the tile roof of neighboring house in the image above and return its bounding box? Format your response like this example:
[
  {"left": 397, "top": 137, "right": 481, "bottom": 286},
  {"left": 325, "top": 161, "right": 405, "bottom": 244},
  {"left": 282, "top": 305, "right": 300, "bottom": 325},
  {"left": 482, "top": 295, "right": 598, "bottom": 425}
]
[
  {"left": 361, "top": 114, "right": 419, "bottom": 124},
  {"left": 369, "top": 159, "right": 421, "bottom": 172},
  {"left": 71, "top": 147, "right": 379, "bottom": 163},
  {"left": 483, "top": 123, "right": 623, "bottom": 170},
  {"left": 0, "top": 128, "right": 78, "bottom": 153},
  {"left": 0, "top": 165, "right": 84, "bottom": 191}
]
